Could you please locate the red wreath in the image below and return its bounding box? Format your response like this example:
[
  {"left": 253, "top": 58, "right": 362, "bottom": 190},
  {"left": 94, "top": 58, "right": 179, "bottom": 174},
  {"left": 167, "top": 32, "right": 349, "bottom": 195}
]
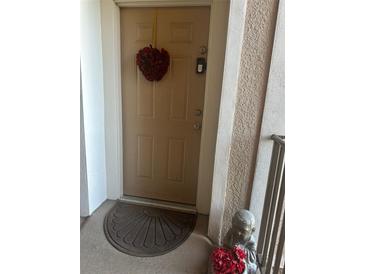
[{"left": 136, "top": 45, "right": 170, "bottom": 81}]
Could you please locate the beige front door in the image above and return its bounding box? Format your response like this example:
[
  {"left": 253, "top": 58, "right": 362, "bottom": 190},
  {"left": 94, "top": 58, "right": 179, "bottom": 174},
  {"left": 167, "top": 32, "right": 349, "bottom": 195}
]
[{"left": 121, "top": 7, "right": 210, "bottom": 205}]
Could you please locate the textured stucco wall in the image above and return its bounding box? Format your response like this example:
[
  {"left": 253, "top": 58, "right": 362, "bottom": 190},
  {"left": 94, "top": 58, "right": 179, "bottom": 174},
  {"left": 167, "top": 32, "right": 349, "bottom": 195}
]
[
  {"left": 208, "top": 0, "right": 247, "bottom": 244},
  {"left": 250, "top": 0, "right": 285, "bottom": 239},
  {"left": 220, "top": 0, "right": 279, "bottom": 240}
]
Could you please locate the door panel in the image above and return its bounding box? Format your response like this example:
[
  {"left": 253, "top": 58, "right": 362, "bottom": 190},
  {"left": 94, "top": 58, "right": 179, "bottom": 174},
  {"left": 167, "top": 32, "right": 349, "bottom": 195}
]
[
  {"left": 121, "top": 7, "right": 210, "bottom": 205},
  {"left": 167, "top": 138, "right": 186, "bottom": 181}
]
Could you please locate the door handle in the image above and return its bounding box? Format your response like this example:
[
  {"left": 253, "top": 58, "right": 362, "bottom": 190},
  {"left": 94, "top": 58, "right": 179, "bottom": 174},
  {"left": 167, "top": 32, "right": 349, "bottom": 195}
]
[
  {"left": 193, "top": 122, "right": 202, "bottom": 130},
  {"left": 194, "top": 109, "right": 203, "bottom": 116}
]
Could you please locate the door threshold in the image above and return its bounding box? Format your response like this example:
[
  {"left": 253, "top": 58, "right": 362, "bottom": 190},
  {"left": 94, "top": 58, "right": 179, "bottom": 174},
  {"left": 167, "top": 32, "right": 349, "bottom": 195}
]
[{"left": 120, "top": 195, "right": 197, "bottom": 214}]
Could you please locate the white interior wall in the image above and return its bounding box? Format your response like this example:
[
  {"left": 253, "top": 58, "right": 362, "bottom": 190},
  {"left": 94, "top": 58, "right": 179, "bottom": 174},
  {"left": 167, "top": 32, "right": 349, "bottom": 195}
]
[
  {"left": 100, "top": 0, "right": 122, "bottom": 200},
  {"left": 80, "top": 87, "right": 90, "bottom": 217},
  {"left": 249, "top": 0, "right": 285, "bottom": 238},
  {"left": 80, "top": 0, "right": 108, "bottom": 214}
]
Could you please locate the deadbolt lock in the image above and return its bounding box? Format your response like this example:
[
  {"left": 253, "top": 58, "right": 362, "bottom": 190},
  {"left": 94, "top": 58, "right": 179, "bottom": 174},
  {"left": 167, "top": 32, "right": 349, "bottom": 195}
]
[{"left": 193, "top": 122, "right": 202, "bottom": 130}]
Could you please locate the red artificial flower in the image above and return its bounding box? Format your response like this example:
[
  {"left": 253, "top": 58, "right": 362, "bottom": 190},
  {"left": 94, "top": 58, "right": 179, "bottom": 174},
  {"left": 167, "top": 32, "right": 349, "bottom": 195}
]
[
  {"left": 211, "top": 248, "right": 233, "bottom": 274},
  {"left": 136, "top": 45, "right": 170, "bottom": 81},
  {"left": 233, "top": 246, "right": 246, "bottom": 261},
  {"left": 211, "top": 246, "right": 246, "bottom": 274}
]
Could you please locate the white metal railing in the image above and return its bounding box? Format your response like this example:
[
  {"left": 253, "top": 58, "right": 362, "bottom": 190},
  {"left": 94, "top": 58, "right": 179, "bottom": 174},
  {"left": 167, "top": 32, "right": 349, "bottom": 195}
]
[{"left": 257, "top": 134, "right": 285, "bottom": 274}]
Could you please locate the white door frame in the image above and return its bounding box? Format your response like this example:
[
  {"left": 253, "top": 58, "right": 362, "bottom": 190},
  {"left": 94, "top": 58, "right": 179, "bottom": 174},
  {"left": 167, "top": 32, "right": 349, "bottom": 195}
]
[{"left": 100, "top": 0, "right": 246, "bottom": 219}]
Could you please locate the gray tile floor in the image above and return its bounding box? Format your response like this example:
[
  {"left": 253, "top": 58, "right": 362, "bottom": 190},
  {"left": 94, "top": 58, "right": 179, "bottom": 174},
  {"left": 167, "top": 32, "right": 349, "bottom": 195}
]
[{"left": 81, "top": 200, "right": 213, "bottom": 274}]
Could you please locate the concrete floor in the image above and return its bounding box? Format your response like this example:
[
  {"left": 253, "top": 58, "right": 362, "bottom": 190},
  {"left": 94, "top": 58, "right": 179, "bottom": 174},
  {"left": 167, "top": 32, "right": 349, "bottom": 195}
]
[
  {"left": 81, "top": 200, "right": 214, "bottom": 274},
  {"left": 80, "top": 217, "right": 87, "bottom": 229}
]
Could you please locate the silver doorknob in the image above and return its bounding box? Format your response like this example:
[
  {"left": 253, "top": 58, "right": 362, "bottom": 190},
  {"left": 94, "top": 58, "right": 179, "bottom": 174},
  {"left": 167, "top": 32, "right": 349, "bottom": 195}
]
[
  {"left": 193, "top": 122, "right": 202, "bottom": 130},
  {"left": 194, "top": 109, "right": 203, "bottom": 116}
]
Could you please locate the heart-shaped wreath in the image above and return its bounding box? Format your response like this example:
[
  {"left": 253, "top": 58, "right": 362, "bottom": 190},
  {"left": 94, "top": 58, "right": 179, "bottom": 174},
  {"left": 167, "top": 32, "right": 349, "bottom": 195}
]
[{"left": 136, "top": 45, "right": 170, "bottom": 81}]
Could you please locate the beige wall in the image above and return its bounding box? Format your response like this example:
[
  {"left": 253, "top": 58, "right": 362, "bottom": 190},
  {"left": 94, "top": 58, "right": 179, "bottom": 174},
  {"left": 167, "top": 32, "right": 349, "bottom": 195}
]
[
  {"left": 211, "top": 0, "right": 280, "bottom": 243},
  {"left": 196, "top": 0, "right": 230, "bottom": 214}
]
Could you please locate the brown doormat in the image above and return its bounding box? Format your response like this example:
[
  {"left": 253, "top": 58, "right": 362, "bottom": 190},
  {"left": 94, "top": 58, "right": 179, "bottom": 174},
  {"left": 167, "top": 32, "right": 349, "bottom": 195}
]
[{"left": 104, "top": 202, "right": 197, "bottom": 257}]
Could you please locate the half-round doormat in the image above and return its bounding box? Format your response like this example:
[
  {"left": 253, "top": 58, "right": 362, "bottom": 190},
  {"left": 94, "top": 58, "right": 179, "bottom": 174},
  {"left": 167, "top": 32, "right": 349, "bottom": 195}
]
[{"left": 104, "top": 202, "right": 197, "bottom": 257}]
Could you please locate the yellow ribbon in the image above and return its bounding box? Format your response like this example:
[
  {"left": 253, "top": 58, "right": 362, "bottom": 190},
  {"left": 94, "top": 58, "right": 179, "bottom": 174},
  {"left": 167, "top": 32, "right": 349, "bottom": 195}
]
[{"left": 152, "top": 9, "right": 157, "bottom": 47}]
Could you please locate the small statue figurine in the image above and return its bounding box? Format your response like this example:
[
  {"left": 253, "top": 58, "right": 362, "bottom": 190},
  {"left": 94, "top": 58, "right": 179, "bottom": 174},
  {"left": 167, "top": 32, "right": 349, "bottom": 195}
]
[{"left": 223, "top": 209, "right": 258, "bottom": 274}]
